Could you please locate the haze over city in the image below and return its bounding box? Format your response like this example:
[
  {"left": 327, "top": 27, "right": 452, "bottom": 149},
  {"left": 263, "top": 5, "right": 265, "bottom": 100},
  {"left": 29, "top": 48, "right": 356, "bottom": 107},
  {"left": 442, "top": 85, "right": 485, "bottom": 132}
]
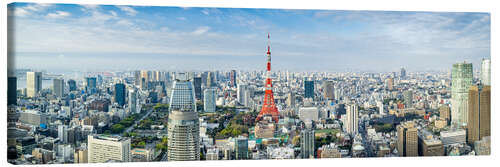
[{"left": 8, "top": 3, "right": 490, "bottom": 72}]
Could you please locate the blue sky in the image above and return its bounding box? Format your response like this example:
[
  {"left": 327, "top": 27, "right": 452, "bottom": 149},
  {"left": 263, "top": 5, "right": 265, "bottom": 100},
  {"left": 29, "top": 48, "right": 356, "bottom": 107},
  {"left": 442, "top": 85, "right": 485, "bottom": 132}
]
[{"left": 7, "top": 3, "right": 490, "bottom": 72}]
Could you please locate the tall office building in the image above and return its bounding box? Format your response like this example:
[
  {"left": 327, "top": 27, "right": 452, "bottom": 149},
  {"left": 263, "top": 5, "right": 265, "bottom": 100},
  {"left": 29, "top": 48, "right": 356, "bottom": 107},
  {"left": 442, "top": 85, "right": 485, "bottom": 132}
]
[
  {"left": 237, "top": 83, "right": 248, "bottom": 106},
  {"left": 8, "top": 76, "right": 17, "bottom": 105},
  {"left": 129, "top": 89, "right": 137, "bottom": 113},
  {"left": 169, "top": 73, "right": 196, "bottom": 112},
  {"left": 85, "top": 77, "right": 97, "bottom": 94},
  {"left": 58, "top": 124, "right": 68, "bottom": 144},
  {"left": 67, "top": 79, "right": 77, "bottom": 92},
  {"left": 386, "top": 78, "right": 394, "bottom": 90},
  {"left": 203, "top": 88, "right": 216, "bottom": 113},
  {"left": 88, "top": 135, "right": 131, "bottom": 163},
  {"left": 114, "top": 83, "right": 126, "bottom": 106},
  {"left": 377, "top": 101, "right": 384, "bottom": 115},
  {"left": 467, "top": 85, "right": 490, "bottom": 144},
  {"left": 403, "top": 90, "right": 413, "bottom": 108},
  {"left": 134, "top": 70, "right": 141, "bottom": 86},
  {"left": 286, "top": 92, "right": 295, "bottom": 107},
  {"left": 481, "top": 58, "right": 491, "bottom": 85},
  {"left": 397, "top": 121, "right": 418, "bottom": 157},
  {"left": 53, "top": 78, "right": 65, "bottom": 98},
  {"left": 304, "top": 80, "right": 314, "bottom": 99},
  {"left": 206, "top": 71, "right": 214, "bottom": 88},
  {"left": 323, "top": 81, "right": 335, "bottom": 100},
  {"left": 26, "top": 72, "right": 42, "bottom": 98},
  {"left": 230, "top": 70, "right": 237, "bottom": 87},
  {"left": 451, "top": 62, "right": 473, "bottom": 127},
  {"left": 400, "top": 67, "right": 406, "bottom": 79},
  {"left": 234, "top": 137, "right": 249, "bottom": 160},
  {"left": 345, "top": 103, "right": 359, "bottom": 135},
  {"left": 167, "top": 109, "right": 200, "bottom": 161},
  {"left": 193, "top": 77, "right": 202, "bottom": 100},
  {"left": 300, "top": 129, "right": 315, "bottom": 159},
  {"left": 439, "top": 105, "right": 451, "bottom": 123}
]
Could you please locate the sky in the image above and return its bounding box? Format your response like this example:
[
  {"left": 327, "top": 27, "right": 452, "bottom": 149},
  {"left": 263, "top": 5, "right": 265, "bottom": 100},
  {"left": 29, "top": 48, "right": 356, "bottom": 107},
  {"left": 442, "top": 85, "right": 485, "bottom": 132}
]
[{"left": 7, "top": 3, "right": 491, "bottom": 72}]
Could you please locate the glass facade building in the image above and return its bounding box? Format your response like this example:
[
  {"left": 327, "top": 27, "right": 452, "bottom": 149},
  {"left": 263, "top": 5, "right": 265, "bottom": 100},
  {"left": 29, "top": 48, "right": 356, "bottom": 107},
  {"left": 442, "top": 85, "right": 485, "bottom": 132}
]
[{"left": 451, "top": 62, "right": 473, "bottom": 127}]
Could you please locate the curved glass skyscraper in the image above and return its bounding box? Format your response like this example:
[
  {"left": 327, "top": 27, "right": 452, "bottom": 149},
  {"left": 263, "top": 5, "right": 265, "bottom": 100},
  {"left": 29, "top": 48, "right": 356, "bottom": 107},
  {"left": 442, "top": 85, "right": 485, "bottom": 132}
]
[
  {"left": 169, "top": 73, "right": 196, "bottom": 112},
  {"left": 167, "top": 72, "right": 199, "bottom": 161}
]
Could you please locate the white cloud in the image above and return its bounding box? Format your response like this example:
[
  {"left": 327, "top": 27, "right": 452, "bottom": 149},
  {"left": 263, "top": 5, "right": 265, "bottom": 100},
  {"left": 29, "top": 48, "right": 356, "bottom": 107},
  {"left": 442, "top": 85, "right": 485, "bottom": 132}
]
[
  {"left": 177, "top": 17, "right": 186, "bottom": 21},
  {"left": 110, "top": 11, "right": 118, "bottom": 17},
  {"left": 46, "top": 11, "right": 71, "bottom": 19},
  {"left": 116, "top": 19, "right": 133, "bottom": 27},
  {"left": 191, "top": 26, "right": 210, "bottom": 35},
  {"left": 8, "top": 3, "right": 52, "bottom": 17},
  {"left": 201, "top": 9, "right": 210, "bottom": 15},
  {"left": 117, "top": 6, "right": 138, "bottom": 16}
]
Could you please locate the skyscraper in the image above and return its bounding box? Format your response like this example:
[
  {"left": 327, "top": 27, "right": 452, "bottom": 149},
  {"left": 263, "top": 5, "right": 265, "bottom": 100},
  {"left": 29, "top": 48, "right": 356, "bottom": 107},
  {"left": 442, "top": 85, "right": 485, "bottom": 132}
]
[
  {"left": 88, "top": 135, "right": 131, "bottom": 163},
  {"left": 400, "top": 67, "right": 406, "bottom": 79},
  {"left": 167, "top": 109, "right": 200, "bottom": 161},
  {"left": 403, "top": 90, "right": 413, "bottom": 108},
  {"left": 234, "top": 137, "right": 249, "bottom": 160},
  {"left": 304, "top": 80, "right": 314, "bottom": 99},
  {"left": 467, "top": 85, "right": 490, "bottom": 144},
  {"left": 386, "top": 78, "right": 394, "bottom": 91},
  {"left": 397, "top": 121, "right": 418, "bottom": 157},
  {"left": 129, "top": 89, "right": 137, "bottom": 113},
  {"left": 377, "top": 101, "right": 384, "bottom": 115},
  {"left": 53, "top": 78, "right": 65, "bottom": 98},
  {"left": 237, "top": 83, "right": 248, "bottom": 106},
  {"left": 345, "top": 103, "right": 359, "bottom": 135},
  {"left": 206, "top": 71, "right": 214, "bottom": 88},
  {"left": 114, "top": 83, "right": 126, "bottom": 106},
  {"left": 323, "top": 81, "right": 335, "bottom": 100},
  {"left": 67, "top": 79, "right": 77, "bottom": 92},
  {"left": 451, "top": 62, "right": 473, "bottom": 127},
  {"left": 204, "top": 88, "right": 216, "bottom": 113},
  {"left": 481, "top": 59, "right": 491, "bottom": 85},
  {"left": 193, "top": 77, "right": 202, "bottom": 100},
  {"left": 134, "top": 70, "right": 141, "bottom": 86},
  {"left": 230, "top": 70, "right": 237, "bottom": 87},
  {"left": 300, "top": 129, "right": 315, "bottom": 159},
  {"left": 439, "top": 105, "right": 451, "bottom": 123},
  {"left": 26, "top": 72, "right": 42, "bottom": 98},
  {"left": 85, "top": 77, "right": 97, "bottom": 94},
  {"left": 8, "top": 76, "right": 17, "bottom": 105},
  {"left": 169, "top": 73, "right": 196, "bottom": 112}
]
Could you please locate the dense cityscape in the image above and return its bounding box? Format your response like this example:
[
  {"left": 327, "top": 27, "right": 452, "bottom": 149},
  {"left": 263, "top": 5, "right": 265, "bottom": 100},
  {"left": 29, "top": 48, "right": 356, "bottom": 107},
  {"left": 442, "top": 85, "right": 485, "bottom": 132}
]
[
  {"left": 6, "top": 33, "right": 491, "bottom": 164},
  {"left": 5, "top": 2, "right": 492, "bottom": 165}
]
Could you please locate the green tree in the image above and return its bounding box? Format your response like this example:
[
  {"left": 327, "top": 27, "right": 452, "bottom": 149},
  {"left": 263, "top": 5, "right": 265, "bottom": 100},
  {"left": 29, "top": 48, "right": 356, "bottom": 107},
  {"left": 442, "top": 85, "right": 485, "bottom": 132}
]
[{"left": 111, "top": 124, "right": 125, "bottom": 133}]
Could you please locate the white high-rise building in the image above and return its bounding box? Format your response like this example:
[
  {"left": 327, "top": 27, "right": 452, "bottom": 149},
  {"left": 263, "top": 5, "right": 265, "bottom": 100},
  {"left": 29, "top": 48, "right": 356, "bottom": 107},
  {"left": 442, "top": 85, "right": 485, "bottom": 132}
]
[
  {"left": 58, "top": 124, "right": 68, "bottom": 144},
  {"left": 203, "top": 88, "right": 216, "bottom": 113},
  {"left": 451, "top": 62, "right": 473, "bottom": 127},
  {"left": 88, "top": 134, "right": 131, "bottom": 163},
  {"left": 237, "top": 83, "right": 248, "bottom": 106},
  {"left": 167, "top": 109, "right": 200, "bottom": 161},
  {"left": 481, "top": 58, "right": 491, "bottom": 85},
  {"left": 345, "top": 103, "right": 359, "bottom": 135},
  {"left": 169, "top": 73, "right": 196, "bottom": 112},
  {"left": 377, "top": 101, "right": 384, "bottom": 115},
  {"left": 299, "top": 107, "right": 319, "bottom": 123},
  {"left": 26, "top": 72, "right": 42, "bottom": 97}
]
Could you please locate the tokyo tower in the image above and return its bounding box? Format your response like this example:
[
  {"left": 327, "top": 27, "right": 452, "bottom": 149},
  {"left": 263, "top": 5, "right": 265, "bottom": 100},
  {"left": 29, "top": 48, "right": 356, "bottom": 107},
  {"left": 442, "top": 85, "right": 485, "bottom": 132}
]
[{"left": 256, "top": 33, "right": 280, "bottom": 123}]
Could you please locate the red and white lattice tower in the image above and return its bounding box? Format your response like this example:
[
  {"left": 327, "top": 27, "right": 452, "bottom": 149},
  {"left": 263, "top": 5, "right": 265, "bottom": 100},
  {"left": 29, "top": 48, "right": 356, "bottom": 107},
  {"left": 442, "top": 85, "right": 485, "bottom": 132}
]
[{"left": 256, "top": 33, "right": 280, "bottom": 123}]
